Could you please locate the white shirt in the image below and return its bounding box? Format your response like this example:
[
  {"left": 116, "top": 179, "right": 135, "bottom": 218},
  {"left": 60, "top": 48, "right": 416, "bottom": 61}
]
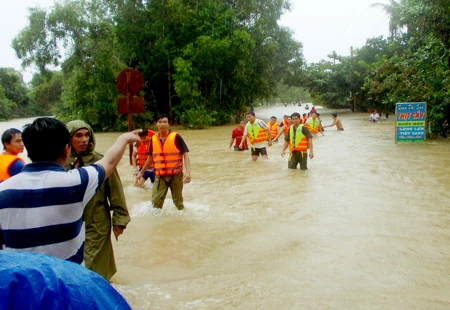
[
  {"left": 0, "top": 162, "right": 104, "bottom": 264},
  {"left": 369, "top": 113, "right": 380, "bottom": 121}
]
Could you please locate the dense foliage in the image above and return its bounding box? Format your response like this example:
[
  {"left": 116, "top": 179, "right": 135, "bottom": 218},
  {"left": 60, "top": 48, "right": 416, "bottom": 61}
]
[
  {"left": 3, "top": 0, "right": 450, "bottom": 136},
  {"left": 10, "top": 0, "right": 304, "bottom": 130}
]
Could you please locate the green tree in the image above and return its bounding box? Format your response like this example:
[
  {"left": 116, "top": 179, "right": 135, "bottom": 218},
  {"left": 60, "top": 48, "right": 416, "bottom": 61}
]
[
  {"left": 116, "top": 0, "right": 303, "bottom": 127},
  {"left": 0, "top": 68, "right": 30, "bottom": 117},
  {"left": 13, "top": 1, "right": 127, "bottom": 131},
  {"left": 29, "top": 71, "right": 63, "bottom": 115},
  {"left": 13, "top": 0, "right": 304, "bottom": 129},
  {"left": 0, "top": 85, "right": 16, "bottom": 120},
  {"left": 371, "top": 0, "right": 405, "bottom": 36}
]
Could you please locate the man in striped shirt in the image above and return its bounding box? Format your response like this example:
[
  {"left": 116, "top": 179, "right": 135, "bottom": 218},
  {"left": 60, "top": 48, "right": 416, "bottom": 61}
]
[{"left": 0, "top": 118, "right": 140, "bottom": 264}]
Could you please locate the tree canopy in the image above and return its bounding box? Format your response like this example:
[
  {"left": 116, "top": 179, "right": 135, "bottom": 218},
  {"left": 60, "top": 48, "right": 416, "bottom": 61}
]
[
  {"left": 12, "top": 0, "right": 304, "bottom": 130},
  {"left": 6, "top": 0, "right": 450, "bottom": 136}
]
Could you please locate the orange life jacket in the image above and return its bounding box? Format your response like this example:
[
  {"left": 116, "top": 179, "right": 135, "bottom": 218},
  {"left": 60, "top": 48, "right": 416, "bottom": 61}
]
[
  {"left": 136, "top": 130, "right": 156, "bottom": 169},
  {"left": 289, "top": 125, "right": 309, "bottom": 152},
  {"left": 0, "top": 154, "right": 25, "bottom": 182},
  {"left": 268, "top": 122, "right": 278, "bottom": 139},
  {"left": 247, "top": 121, "right": 267, "bottom": 144},
  {"left": 307, "top": 118, "right": 319, "bottom": 134},
  {"left": 282, "top": 120, "right": 289, "bottom": 133},
  {"left": 152, "top": 132, "right": 183, "bottom": 176},
  {"left": 301, "top": 116, "right": 308, "bottom": 124},
  {"left": 137, "top": 140, "right": 152, "bottom": 169}
]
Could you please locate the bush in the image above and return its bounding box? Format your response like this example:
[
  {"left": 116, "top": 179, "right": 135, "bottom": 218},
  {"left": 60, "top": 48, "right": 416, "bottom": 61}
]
[{"left": 181, "top": 106, "right": 216, "bottom": 129}]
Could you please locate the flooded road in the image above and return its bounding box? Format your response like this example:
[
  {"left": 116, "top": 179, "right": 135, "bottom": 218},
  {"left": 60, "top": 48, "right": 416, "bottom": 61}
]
[{"left": 3, "top": 107, "right": 450, "bottom": 309}]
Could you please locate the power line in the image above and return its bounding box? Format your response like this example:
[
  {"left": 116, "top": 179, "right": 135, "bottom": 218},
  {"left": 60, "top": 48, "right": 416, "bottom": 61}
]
[{"left": 365, "top": 14, "right": 390, "bottom": 39}]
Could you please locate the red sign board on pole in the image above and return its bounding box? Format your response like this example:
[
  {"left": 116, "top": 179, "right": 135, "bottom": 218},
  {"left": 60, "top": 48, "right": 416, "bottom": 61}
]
[
  {"left": 116, "top": 68, "right": 145, "bottom": 164},
  {"left": 116, "top": 68, "right": 144, "bottom": 96},
  {"left": 118, "top": 97, "right": 145, "bottom": 114}
]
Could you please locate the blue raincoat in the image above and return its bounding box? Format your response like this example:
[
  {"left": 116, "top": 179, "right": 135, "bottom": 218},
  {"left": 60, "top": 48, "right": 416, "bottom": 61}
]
[{"left": 0, "top": 251, "right": 131, "bottom": 310}]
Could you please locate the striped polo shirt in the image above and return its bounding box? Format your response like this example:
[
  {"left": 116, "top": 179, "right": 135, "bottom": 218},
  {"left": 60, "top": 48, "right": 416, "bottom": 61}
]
[{"left": 0, "top": 162, "right": 105, "bottom": 264}]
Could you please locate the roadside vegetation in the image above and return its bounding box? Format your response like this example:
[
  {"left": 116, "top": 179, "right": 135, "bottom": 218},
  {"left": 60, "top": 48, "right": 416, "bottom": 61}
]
[{"left": 1, "top": 0, "right": 448, "bottom": 136}]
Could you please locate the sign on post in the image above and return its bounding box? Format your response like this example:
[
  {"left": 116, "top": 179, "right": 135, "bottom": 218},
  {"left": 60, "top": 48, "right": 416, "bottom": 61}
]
[
  {"left": 116, "top": 68, "right": 145, "bottom": 164},
  {"left": 395, "top": 102, "right": 426, "bottom": 143}
]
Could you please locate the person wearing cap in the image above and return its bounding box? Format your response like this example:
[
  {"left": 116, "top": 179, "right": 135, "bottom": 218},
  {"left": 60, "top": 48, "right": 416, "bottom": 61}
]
[
  {"left": 0, "top": 128, "right": 25, "bottom": 182},
  {"left": 132, "top": 128, "right": 156, "bottom": 187},
  {"left": 137, "top": 114, "right": 191, "bottom": 211},
  {"left": 65, "top": 120, "right": 131, "bottom": 281}
]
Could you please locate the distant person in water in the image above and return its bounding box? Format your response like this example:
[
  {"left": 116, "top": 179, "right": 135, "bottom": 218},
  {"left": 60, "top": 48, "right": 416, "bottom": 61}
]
[
  {"left": 267, "top": 116, "right": 280, "bottom": 142},
  {"left": 369, "top": 110, "right": 380, "bottom": 123},
  {"left": 305, "top": 104, "right": 309, "bottom": 110},
  {"left": 274, "top": 115, "right": 291, "bottom": 141},
  {"left": 230, "top": 119, "right": 248, "bottom": 151},
  {"left": 322, "top": 113, "right": 344, "bottom": 131},
  {"left": 301, "top": 113, "right": 308, "bottom": 124},
  {"left": 305, "top": 112, "right": 323, "bottom": 136}
]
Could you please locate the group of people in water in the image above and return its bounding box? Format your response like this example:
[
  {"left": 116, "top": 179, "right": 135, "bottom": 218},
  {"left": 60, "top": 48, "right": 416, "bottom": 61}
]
[
  {"left": 229, "top": 108, "right": 344, "bottom": 170},
  {"left": 0, "top": 107, "right": 345, "bottom": 303}
]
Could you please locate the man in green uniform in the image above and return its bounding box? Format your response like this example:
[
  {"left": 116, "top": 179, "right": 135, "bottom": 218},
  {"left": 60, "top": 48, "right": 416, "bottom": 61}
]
[
  {"left": 281, "top": 112, "right": 314, "bottom": 170},
  {"left": 66, "top": 120, "right": 130, "bottom": 281}
]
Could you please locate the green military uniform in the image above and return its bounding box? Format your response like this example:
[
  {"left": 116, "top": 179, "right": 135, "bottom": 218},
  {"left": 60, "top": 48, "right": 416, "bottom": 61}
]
[{"left": 65, "top": 120, "right": 130, "bottom": 281}]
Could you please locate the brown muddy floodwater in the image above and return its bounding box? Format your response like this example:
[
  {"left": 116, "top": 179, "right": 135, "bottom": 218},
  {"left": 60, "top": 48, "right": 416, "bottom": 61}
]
[{"left": 3, "top": 106, "right": 450, "bottom": 309}]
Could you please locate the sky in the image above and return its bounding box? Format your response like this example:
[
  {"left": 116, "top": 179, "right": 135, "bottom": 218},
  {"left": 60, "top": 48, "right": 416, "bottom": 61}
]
[
  {"left": 280, "top": 0, "right": 390, "bottom": 63},
  {"left": 0, "top": 0, "right": 390, "bottom": 83}
]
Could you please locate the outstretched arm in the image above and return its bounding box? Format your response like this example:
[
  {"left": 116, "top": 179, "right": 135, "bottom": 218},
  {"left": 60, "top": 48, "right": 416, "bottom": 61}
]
[
  {"left": 136, "top": 155, "right": 153, "bottom": 181},
  {"left": 323, "top": 119, "right": 337, "bottom": 128}
]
